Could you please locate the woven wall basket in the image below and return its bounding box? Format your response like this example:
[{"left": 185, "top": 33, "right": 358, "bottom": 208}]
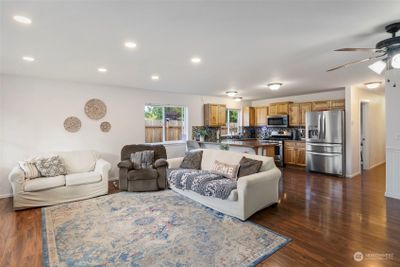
[
  {"left": 84, "top": 99, "right": 107, "bottom": 120},
  {"left": 64, "top": 116, "right": 81, "bottom": 133},
  {"left": 100, "top": 121, "right": 111, "bottom": 132}
]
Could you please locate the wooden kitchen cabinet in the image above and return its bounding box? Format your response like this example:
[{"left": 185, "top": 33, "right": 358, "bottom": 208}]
[
  {"left": 268, "top": 104, "right": 278, "bottom": 115},
  {"left": 242, "top": 107, "right": 255, "bottom": 127},
  {"left": 269, "top": 102, "right": 291, "bottom": 115},
  {"left": 330, "top": 99, "right": 345, "bottom": 110},
  {"left": 312, "top": 101, "right": 331, "bottom": 111},
  {"left": 284, "top": 141, "right": 306, "bottom": 167},
  {"left": 300, "top": 102, "right": 312, "bottom": 125},
  {"left": 204, "top": 104, "right": 226, "bottom": 126},
  {"left": 289, "top": 103, "right": 300, "bottom": 126},
  {"left": 255, "top": 106, "right": 268, "bottom": 126}
]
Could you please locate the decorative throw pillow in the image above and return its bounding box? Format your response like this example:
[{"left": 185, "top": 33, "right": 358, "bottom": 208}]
[
  {"left": 211, "top": 160, "right": 240, "bottom": 180},
  {"left": 237, "top": 157, "right": 263, "bottom": 178},
  {"left": 130, "top": 150, "right": 154, "bottom": 169},
  {"left": 35, "top": 156, "right": 67, "bottom": 177},
  {"left": 18, "top": 161, "right": 41, "bottom": 179},
  {"left": 180, "top": 150, "right": 203, "bottom": 170}
]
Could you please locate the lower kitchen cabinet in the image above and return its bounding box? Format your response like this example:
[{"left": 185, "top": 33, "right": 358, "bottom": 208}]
[{"left": 284, "top": 141, "right": 306, "bottom": 167}]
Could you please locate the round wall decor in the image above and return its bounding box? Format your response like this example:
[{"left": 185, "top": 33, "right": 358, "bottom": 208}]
[
  {"left": 100, "top": 121, "right": 111, "bottom": 132},
  {"left": 64, "top": 116, "right": 81, "bottom": 133},
  {"left": 84, "top": 98, "right": 107, "bottom": 120}
]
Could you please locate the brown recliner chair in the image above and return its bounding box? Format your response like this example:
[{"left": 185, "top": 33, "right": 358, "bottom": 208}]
[{"left": 118, "top": 144, "right": 168, "bottom": 192}]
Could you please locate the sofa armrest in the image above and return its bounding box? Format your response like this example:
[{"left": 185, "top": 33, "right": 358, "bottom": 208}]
[
  {"left": 154, "top": 158, "right": 168, "bottom": 168},
  {"left": 95, "top": 159, "right": 112, "bottom": 180},
  {"left": 166, "top": 157, "right": 184, "bottom": 169},
  {"left": 117, "top": 160, "right": 132, "bottom": 169},
  {"left": 237, "top": 167, "right": 282, "bottom": 219},
  {"left": 8, "top": 166, "right": 25, "bottom": 193}
]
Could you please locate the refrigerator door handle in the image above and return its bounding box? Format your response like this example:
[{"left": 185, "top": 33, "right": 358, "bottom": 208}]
[
  {"left": 307, "top": 152, "right": 340, "bottom": 157},
  {"left": 318, "top": 114, "right": 322, "bottom": 139},
  {"left": 323, "top": 114, "right": 326, "bottom": 139}
]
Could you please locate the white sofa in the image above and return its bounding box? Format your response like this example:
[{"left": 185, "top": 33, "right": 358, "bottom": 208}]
[
  {"left": 8, "top": 150, "right": 111, "bottom": 210},
  {"left": 167, "top": 149, "right": 282, "bottom": 220}
]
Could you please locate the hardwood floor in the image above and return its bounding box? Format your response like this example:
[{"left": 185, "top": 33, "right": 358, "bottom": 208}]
[{"left": 1, "top": 165, "right": 399, "bottom": 266}]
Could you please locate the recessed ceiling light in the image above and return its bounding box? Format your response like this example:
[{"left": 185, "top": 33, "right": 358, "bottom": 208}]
[
  {"left": 364, "top": 82, "right": 381, "bottom": 89},
  {"left": 22, "top": 56, "right": 35, "bottom": 62},
  {"left": 13, "top": 15, "right": 32, "bottom": 25},
  {"left": 233, "top": 96, "right": 242, "bottom": 102},
  {"left": 97, "top": 67, "right": 107, "bottom": 73},
  {"left": 151, "top": 75, "right": 159, "bottom": 80},
  {"left": 124, "top": 42, "right": 137, "bottom": 48},
  {"left": 225, "top": 90, "right": 238, "bottom": 97},
  {"left": 191, "top": 57, "right": 201, "bottom": 64},
  {"left": 268, "top": 83, "right": 282, "bottom": 90},
  {"left": 368, "top": 60, "right": 386, "bottom": 74}
]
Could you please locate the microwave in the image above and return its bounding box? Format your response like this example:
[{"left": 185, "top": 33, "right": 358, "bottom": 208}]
[{"left": 266, "top": 115, "right": 288, "bottom": 128}]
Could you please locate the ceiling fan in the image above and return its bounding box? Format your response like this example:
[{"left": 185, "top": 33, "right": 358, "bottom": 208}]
[{"left": 327, "top": 22, "right": 400, "bottom": 74}]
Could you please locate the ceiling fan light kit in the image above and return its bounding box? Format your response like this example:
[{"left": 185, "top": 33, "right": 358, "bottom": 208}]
[
  {"left": 268, "top": 83, "right": 282, "bottom": 90},
  {"left": 364, "top": 82, "right": 382, "bottom": 89},
  {"left": 328, "top": 22, "right": 400, "bottom": 74}
]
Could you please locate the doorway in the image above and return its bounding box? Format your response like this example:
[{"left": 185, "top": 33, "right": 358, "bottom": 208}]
[{"left": 360, "top": 101, "right": 369, "bottom": 170}]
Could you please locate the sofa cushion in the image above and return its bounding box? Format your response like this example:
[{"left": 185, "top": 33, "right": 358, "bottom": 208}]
[
  {"left": 24, "top": 176, "right": 65, "bottom": 192},
  {"left": 211, "top": 160, "right": 239, "bottom": 180},
  {"left": 130, "top": 150, "right": 154, "bottom": 169},
  {"left": 35, "top": 156, "right": 67, "bottom": 177},
  {"left": 58, "top": 150, "right": 99, "bottom": 174},
  {"left": 180, "top": 150, "right": 203, "bottom": 170},
  {"left": 128, "top": 169, "right": 158, "bottom": 181},
  {"left": 237, "top": 157, "right": 263, "bottom": 178},
  {"left": 65, "top": 171, "right": 102, "bottom": 186}
]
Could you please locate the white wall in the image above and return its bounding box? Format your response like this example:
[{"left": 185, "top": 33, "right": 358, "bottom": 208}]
[
  {"left": 0, "top": 74, "right": 241, "bottom": 197},
  {"left": 345, "top": 85, "right": 386, "bottom": 177},
  {"left": 385, "top": 69, "right": 400, "bottom": 200},
  {"left": 251, "top": 89, "right": 345, "bottom": 106}
]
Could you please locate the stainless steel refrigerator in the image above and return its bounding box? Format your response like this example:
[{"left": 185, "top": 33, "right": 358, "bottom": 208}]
[{"left": 305, "top": 110, "right": 345, "bottom": 176}]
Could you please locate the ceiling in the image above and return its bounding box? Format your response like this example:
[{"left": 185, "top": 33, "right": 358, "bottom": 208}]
[{"left": 1, "top": 1, "right": 398, "bottom": 100}]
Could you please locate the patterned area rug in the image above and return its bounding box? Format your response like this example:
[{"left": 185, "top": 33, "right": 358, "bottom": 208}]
[{"left": 42, "top": 191, "right": 290, "bottom": 266}]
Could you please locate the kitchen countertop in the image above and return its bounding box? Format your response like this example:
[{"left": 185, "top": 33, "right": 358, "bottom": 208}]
[
  {"left": 284, "top": 139, "right": 306, "bottom": 142},
  {"left": 198, "top": 140, "right": 278, "bottom": 148}
]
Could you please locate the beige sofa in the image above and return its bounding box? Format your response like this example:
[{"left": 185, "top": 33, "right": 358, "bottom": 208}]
[
  {"left": 167, "top": 149, "right": 281, "bottom": 220},
  {"left": 8, "top": 150, "right": 111, "bottom": 210}
]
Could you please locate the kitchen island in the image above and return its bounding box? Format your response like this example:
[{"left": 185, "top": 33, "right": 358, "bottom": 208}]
[{"left": 198, "top": 140, "right": 277, "bottom": 157}]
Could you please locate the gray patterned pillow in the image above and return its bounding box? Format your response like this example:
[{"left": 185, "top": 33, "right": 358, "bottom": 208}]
[
  {"left": 180, "top": 150, "right": 203, "bottom": 170},
  {"left": 130, "top": 150, "right": 154, "bottom": 169},
  {"left": 35, "top": 156, "right": 67, "bottom": 177}
]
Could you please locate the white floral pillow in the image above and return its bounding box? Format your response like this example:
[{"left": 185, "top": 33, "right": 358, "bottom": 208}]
[
  {"left": 35, "top": 156, "right": 67, "bottom": 177},
  {"left": 18, "top": 161, "right": 41, "bottom": 179}
]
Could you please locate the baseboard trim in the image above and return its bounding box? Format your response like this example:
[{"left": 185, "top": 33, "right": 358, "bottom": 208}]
[
  {"left": 366, "top": 161, "right": 386, "bottom": 170},
  {"left": 346, "top": 172, "right": 361, "bottom": 178},
  {"left": 385, "top": 192, "right": 400, "bottom": 200},
  {"left": 108, "top": 177, "right": 119, "bottom": 182},
  {"left": 0, "top": 193, "right": 12, "bottom": 199}
]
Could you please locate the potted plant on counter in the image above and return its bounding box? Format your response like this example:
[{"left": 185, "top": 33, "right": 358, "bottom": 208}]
[{"left": 198, "top": 129, "right": 207, "bottom": 142}]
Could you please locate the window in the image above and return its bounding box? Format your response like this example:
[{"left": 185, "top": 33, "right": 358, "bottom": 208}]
[
  {"left": 145, "top": 105, "right": 187, "bottom": 143},
  {"left": 221, "top": 109, "right": 241, "bottom": 135}
]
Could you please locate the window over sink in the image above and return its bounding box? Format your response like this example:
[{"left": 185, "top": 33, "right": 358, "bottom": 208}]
[
  {"left": 144, "top": 105, "right": 188, "bottom": 143},
  {"left": 221, "top": 109, "right": 241, "bottom": 136}
]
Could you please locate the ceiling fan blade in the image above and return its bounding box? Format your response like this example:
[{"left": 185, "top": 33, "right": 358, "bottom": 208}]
[
  {"left": 327, "top": 54, "right": 386, "bottom": 72},
  {"left": 334, "top": 48, "right": 385, "bottom": 52}
]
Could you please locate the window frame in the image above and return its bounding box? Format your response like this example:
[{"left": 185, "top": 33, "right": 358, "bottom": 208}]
[
  {"left": 144, "top": 104, "right": 188, "bottom": 144},
  {"left": 225, "top": 108, "right": 242, "bottom": 135}
]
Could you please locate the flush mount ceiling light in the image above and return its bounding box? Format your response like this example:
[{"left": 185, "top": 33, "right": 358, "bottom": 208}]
[
  {"left": 97, "top": 67, "right": 107, "bottom": 73},
  {"left": 368, "top": 60, "right": 387, "bottom": 74},
  {"left": 225, "top": 90, "right": 238, "bottom": 97},
  {"left": 268, "top": 83, "right": 282, "bottom": 90},
  {"left": 364, "top": 82, "right": 382, "bottom": 89},
  {"left": 13, "top": 15, "right": 32, "bottom": 25},
  {"left": 124, "top": 42, "right": 137, "bottom": 48},
  {"left": 22, "top": 56, "right": 35, "bottom": 62},
  {"left": 151, "top": 75, "right": 159, "bottom": 80},
  {"left": 233, "top": 96, "right": 242, "bottom": 102},
  {"left": 191, "top": 57, "right": 202, "bottom": 64}
]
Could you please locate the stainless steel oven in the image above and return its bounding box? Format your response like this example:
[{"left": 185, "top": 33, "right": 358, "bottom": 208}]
[{"left": 266, "top": 115, "right": 288, "bottom": 128}]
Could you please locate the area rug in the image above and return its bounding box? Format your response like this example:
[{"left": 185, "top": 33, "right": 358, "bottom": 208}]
[{"left": 42, "top": 191, "right": 290, "bottom": 266}]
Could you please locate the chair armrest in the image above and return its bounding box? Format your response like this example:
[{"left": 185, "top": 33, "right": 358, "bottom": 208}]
[
  {"left": 117, "top": 160, "right": 132, "bottom": 169},
  {"left": 95, "top": 159, "right": 112, "bottom": 179},
  {"left": 154, "top": 158, "right": 168, "bottom": 168},
  {"left": 166, "top": 157, "right": 184, "bottom": 169}
]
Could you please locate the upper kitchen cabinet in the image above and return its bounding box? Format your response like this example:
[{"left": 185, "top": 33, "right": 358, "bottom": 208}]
[
  {"left": 269, "top": 102, "right": 291, "bottom": 115},
  {"left": 255, "top": 106, "right": 268, "bottom": 126},
  {"left": 204, "top": 104, "right": 226, "bottom": 126},
  {"left": 330, "top": 99, "right": 345, "bottom": 110},
  {"left": 289, "top": 103, "right": 300, "bottom": 126},
  {"left": 242, "top": 107, "right": 255, "bottom": 127},
  {"left": 312, "top": 100, "right": 331, "bottom": 111},
  {"left": 300, "top": 102, "right": 312, "bottom": 125}
]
